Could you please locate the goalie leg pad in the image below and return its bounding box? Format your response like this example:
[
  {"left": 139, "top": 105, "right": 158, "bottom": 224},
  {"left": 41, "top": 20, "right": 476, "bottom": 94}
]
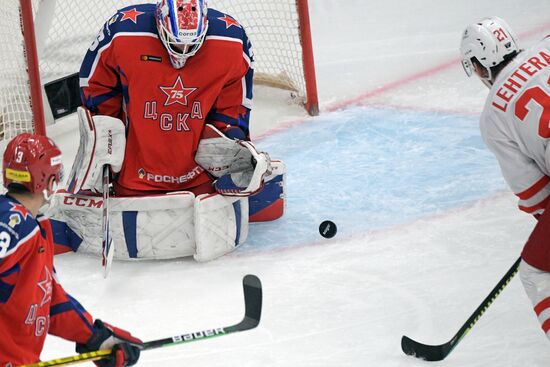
[
  {"left": 66, "top": 107, "right": 126, "bottom": 194},
  {"left": 46, "top": 191, "right": 196, "bottom": 259},
  {"left": 249, "top": 160, "right": 286, "bottom": 222},
  {"left": 194, "top": 193, "right": 249, "bottom": 262}
]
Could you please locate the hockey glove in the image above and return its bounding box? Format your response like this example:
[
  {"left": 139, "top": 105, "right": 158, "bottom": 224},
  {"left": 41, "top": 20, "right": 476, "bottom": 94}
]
[
  {"left": 196, "top": 125, "right": 271, "bottom": 197},
  {"left": 213, "top": 140, "right": 271, "bottom": 196},
  {"left": 76, "top": 319, "right": 142, "bottom": 367}
]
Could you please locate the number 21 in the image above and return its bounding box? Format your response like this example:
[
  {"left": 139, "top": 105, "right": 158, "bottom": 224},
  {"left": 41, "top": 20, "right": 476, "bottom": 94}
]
[{"left": 515, "top": 78, "right": 550, "bottom": 138}]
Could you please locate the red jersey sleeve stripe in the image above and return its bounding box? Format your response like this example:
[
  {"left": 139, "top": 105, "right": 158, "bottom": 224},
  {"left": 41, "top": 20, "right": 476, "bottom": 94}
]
[
  {"left": 50, "top": 298, "right": 93, "bottom": 333},
  {"left": 49, "top": 291, "right": 94, "bottom": 343},
  {"left": 516, "top": 176, "right": 550, "bottom": 200},
  {"left": 519, "top": 195, "right": 550, "bottom": 213},
  {"left": 535, "top": 296, "right": 550, "bottom": 316}
]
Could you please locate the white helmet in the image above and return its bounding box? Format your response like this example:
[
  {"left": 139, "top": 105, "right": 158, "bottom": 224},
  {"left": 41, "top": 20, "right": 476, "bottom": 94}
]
[
  {"left": 156, "top": 0, "right": 209, "bottom": 69},
  {"left": 460, "top": 16, "right": 520, "bottom": 86}
]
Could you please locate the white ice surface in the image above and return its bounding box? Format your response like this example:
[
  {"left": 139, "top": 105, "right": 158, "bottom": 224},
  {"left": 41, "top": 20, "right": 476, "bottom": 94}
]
[{"left": 40, "top": 1, "right": 550, "bottom": 366}]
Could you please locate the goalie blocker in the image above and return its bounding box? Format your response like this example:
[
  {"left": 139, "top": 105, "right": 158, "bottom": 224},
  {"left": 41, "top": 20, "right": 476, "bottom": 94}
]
[{"left": 46, "top": 111, "right": 285, "bottom": 261}]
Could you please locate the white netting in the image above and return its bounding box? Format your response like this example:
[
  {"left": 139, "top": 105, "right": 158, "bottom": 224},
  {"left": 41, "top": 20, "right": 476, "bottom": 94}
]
[
  {"left": 38, "top": 0, "right": 307, "bottom": 96},
  {"left": 0, "top": 1, "right": 38, "bottom": 140},
  {"left": 0, "top": 0, "right": 311, "bottom": 141}
]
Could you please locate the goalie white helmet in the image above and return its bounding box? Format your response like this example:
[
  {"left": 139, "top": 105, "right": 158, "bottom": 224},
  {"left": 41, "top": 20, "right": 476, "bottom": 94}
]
[
  {"left": 156, "top": 0, "right": 209, "bottom": 69},
  {"left": 460, "top": 16, "right": 520, "bottom": 86}
]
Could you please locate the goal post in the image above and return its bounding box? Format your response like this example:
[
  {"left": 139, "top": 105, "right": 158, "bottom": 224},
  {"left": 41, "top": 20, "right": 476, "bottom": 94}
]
[
  {"left": 0, "top": 0, "right": 319, "bottom": 140},
  {"left": 297, "top": 0, "right": 319, "bottom": 116},
  {"left": 20, "top": 0, "right": 46, "bottom": 136},
  {"left": 0, "top": 0, "right": 46, "bottom": 140}
]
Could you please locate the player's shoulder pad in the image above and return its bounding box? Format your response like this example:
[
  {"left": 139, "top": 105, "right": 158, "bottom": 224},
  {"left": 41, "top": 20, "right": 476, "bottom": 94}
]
[
  {"left": 207, "top": 8, "right": 248, "bottom": 42},
  {"left": 100, "top": 4, "right": 158, "bottom": 43},
  {"left": 0, "top": 196, "right": 40, "bottom": 258},
  {"left": 80, "top": 4, "right": 157, "bottom": 79}
]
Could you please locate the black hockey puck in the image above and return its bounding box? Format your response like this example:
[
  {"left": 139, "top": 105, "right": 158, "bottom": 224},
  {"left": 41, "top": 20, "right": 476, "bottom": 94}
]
[{"left": 319, "top": 220, "right": 337, "bottom": 239}]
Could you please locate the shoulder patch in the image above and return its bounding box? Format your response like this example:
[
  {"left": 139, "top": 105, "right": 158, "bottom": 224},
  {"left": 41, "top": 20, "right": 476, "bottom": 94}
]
[
  {"left": 206, "top": 8, "right": 246, "bottom": 40},
  {"left": 8, "top": 213, "right": 21, "bottom": 228},
  {"left": 119, "top": 7, "right": 146, "bottom": 24},
  {"left": 216, "top": 15, "right": 241, "bottom": 29}
]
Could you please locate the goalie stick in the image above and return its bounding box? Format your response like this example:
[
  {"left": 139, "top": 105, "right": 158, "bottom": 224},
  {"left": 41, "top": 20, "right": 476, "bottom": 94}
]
[
  {"left": 101, "top": 165, "right": 113, "bottom": 278},
  {"left": 20, "top": 274, "right": 262, "bottom": 367},
  {"left": 401, "top": 257, "right": 521, "bottom": 361}
]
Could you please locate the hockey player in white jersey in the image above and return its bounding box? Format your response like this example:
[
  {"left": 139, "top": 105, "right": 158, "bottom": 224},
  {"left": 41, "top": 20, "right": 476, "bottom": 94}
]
[{"left": 461, "top": 16, "right": 550, "bottom": 342}]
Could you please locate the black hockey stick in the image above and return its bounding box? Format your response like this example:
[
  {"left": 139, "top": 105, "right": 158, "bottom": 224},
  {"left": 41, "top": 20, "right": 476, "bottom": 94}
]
[
  {"left": 21, "top": 274, "right": 262, "bottom": 367},
  {"left": 401, "top": 257, "right": 521, "bottom": 361}
]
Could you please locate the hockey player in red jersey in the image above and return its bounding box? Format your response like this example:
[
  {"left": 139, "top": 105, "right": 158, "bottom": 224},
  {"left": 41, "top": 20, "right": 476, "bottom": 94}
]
[
  {"left": 0, "top": 133, "right": 142, "bottom": 366},
  {"left": 77, "top": 0, "right": 258, "bottom": 197},
  {"left": 461, "top": 17, "right": 550, "bottom": 343},
  {"left": 47, "top": 0, "right": 286, "bottom": 263}
]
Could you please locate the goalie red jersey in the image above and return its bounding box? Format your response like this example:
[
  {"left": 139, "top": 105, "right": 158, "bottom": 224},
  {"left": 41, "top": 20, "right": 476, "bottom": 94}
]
[
  {"left": 0, "top": 195, "right": 94, "bottom": 365},
  {"left": 79, "top": 4, "right": 254, "bottom": 195}
]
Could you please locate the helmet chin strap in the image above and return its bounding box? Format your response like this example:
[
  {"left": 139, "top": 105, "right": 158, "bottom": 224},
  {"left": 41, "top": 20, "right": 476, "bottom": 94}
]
[
  {"left": 480, "top": 72, "right": 494, "bottom": 88},
  {"left": 481, "top": 78, "right": 493, "bottom": 88},
  {"left": 476, "top": 64, "right": 494, "bottom": 88},
  {"left": 42, "top": 189, "right": 52, "bottom": 203},
  {"left": 42, "top": 179, "right": 58, "bottom": 203}
]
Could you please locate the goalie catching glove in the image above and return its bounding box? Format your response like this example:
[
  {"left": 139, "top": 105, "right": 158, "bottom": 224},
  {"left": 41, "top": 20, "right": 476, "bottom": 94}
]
[
  {"left": 195, "top": 124, "right": 271, "bottom": 196},
  {"left": 76, "top": 319, "right": 142, "bottom": 367}
]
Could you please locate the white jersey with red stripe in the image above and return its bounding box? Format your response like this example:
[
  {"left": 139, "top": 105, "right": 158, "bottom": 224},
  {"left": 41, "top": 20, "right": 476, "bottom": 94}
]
[{"left": 480, "top": 36, "right": 550, "bottom": 215}]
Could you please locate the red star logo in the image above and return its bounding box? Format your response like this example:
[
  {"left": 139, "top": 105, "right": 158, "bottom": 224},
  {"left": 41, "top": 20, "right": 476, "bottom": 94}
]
[
  {"left": 218, "top": 15, "right": 241, "bottom": 29},
  {"left": 10, "top": 202, "right": 29, "bottom": 220},
  {"left": 38, "top": 267, "right": 52, "bottom": 307},
  {"left": 120, "top": 8, "right": 144, "bottom": 24},
  {"left": 159, "top": 76, "right": 197, "bottom": 106}
]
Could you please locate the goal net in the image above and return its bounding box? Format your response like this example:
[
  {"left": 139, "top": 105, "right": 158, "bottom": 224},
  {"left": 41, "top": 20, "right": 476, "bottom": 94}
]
[{"left": 0, "top": 0, "right": 318, "bottom": 140}]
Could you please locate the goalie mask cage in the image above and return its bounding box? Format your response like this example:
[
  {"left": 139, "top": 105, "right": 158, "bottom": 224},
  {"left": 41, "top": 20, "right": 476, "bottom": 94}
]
[{"left": 0, "top": 0, "right": 319, "bottom": 140}]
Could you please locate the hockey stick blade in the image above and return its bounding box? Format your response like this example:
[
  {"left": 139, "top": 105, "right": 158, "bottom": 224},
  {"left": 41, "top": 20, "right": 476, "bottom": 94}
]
[
  {"left": 19, "top": 274, "right": 262, "bottom": 367},
  {"left": 401, "top": 257, "right": 520, "bottom": 362},
  {"left": 401, "top": 335, "right": 453, "bottom": 361},
  {"left": 227, "top": 273, "right": 263, "bottom": 331},
  {"left": 143, "top": 273, "right": 263, "bottom": 351}
]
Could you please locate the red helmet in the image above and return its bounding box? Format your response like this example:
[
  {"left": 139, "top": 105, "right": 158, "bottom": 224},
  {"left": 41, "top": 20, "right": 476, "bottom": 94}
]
[{"left": 3, "top": 133, "right": 63, "bottom": 193}]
